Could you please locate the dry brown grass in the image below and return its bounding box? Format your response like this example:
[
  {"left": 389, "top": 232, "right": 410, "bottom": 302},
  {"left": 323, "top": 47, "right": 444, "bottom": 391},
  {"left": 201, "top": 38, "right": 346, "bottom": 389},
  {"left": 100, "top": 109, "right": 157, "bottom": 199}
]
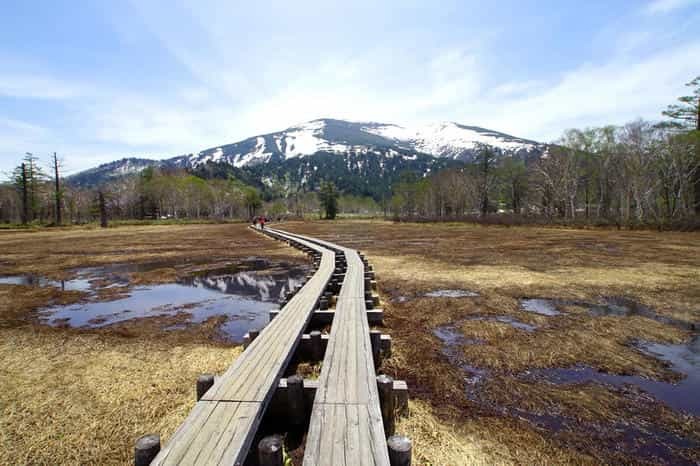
[
  {"left": 0, "top": 223, "right": 303, "bottom": 281},
  {"left": 396, "top": 400, "right": 598, "bottom": 466},
  {"left": 0, "top": 224, "right": 302, "bottom": 465},
  {"left": 0, "top": 326, "right": 241, "bottom": 465},
  {"left": 284, "top": 219, "right": 700, "bottom": 465}
]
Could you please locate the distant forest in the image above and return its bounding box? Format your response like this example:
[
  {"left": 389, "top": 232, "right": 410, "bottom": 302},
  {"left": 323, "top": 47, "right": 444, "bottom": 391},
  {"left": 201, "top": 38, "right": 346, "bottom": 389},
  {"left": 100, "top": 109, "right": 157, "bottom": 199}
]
[
  {"left": 389, "top": 77, "right": 700, "bottom": 228},
  {"left": 1, "top": 76, "right": 698, "bottom": 229}
]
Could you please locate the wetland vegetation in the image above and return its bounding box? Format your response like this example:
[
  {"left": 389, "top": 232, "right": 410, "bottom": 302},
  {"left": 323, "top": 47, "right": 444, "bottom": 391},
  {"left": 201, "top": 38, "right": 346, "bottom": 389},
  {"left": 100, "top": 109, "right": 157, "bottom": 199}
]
[{"left": 1, "top": 220, "right": 698, "bottom": 464}]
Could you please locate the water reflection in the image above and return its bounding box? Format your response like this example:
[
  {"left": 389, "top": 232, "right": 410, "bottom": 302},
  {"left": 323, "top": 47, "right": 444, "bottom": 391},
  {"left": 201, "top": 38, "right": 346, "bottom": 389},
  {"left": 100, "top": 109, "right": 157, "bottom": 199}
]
[
  {"left": 529, "top": 336, "right": 700, "bottom": 416},
  {"left": 37, "top": 260, "right": 308, "bottom": 343},
  {"left": 520, "top": 298, "right": 561, "bottom": 316},
  {"left": 0, "top": 274, "right": 92, "bottom": 292}
]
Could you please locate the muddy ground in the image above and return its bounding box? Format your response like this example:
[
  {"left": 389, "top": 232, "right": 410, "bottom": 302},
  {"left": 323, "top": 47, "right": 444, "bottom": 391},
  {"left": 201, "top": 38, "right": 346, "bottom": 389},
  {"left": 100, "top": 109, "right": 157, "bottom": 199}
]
[
  {"left": 0, "top": 221, "right": 699, "bottom": 465},
  {"left": 282, "top": 220, "right": 700, "bottom": 465}
]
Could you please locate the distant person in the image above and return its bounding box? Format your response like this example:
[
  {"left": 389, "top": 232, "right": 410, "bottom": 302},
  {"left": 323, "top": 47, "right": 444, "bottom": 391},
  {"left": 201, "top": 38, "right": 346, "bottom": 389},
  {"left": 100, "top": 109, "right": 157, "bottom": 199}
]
[{"left": 260, "top": 216, "right": 266, "bottom": 230}]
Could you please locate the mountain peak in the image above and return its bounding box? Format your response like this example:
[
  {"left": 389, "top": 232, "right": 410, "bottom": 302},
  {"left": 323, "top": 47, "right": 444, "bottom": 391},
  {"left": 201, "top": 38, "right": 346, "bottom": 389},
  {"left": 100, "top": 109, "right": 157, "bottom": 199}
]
[{"left": 69, "top": 118, "right": 546, "bottom": 187}]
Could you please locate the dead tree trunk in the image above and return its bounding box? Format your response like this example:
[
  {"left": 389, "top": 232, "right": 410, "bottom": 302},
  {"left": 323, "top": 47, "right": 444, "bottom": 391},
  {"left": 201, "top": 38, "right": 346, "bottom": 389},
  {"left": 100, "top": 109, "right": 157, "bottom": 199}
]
[
  {"left": 99, "top": 191, "right": 108, "bottom": 228},
  {"left": 53, "top": 152, "right": 62, "bottom": 225}
]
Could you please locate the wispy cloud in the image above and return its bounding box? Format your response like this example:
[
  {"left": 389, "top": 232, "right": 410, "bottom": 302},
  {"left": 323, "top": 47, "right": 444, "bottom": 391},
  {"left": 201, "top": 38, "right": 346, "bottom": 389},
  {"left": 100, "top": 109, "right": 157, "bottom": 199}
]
[
  {"left": 480, "top": 41, "right": 700, "bottom": 140},
  {"left": 644, "top": 0, "right": 700, "bottom": 15}
]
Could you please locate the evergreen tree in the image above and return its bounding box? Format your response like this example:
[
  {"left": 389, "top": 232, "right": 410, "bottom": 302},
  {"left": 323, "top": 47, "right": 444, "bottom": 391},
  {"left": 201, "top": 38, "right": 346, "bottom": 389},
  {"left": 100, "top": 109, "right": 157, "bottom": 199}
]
[
  {"left": 662, "top": 76, "right": 700, "bottom": 131},
  {"left": 12, "top": 153, "right": 45, "bottom": 223},
  {"left": 662, "top": 76, "right": 700, "bottom": 214},
  {"left": 318, "top": 181, "right": 339, "bottom": 220}
]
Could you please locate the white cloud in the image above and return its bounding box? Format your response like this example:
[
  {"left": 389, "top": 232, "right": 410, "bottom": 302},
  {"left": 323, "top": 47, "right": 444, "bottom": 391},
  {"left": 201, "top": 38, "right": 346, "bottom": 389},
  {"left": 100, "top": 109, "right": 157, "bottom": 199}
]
[
  {"left": 479, "top": 41, "right": 700, "bottom": 141},
  {"left": 644, "top": 0, "right": 700, "bottom": 14}
]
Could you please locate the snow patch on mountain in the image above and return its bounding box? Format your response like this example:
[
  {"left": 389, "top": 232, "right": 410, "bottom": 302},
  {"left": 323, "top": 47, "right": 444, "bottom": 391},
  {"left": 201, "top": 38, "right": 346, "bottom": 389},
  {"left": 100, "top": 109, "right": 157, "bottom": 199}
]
[{"left": 364, "top": 121, "right": 540, "bottom": 158}]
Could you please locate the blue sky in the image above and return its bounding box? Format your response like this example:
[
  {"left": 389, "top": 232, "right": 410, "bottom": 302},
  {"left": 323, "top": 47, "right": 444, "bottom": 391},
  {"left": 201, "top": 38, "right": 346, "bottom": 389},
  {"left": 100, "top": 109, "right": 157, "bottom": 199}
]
[{"left": 1, "top": 0, "right": 699, "bottom": 174}]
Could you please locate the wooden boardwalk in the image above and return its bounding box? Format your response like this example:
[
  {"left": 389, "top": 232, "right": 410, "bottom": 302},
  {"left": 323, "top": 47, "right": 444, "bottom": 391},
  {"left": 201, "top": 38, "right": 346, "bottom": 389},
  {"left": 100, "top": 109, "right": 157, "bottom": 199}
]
[
  {"left": 145, "top": 227, "right": 404, "bottom": 466},
  {"left": 291, "top": 235, "right": 391, "bottom": 466},
  {"left": 151, "top": 229, "right": 335, "bottom": 466}
]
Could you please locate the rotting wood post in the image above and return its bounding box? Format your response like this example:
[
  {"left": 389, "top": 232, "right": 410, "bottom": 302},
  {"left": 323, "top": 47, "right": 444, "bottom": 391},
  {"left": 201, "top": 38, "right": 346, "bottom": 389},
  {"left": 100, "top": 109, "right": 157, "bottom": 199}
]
[
  {"left": 310, "top": 330, "right": 323, "bottom": 361},
  {"left": 258, "top": 435, "right": 284, "bottom": 466},
  {"left": 287, "top": 374, "right": 305, "bottom": 427},
  {"left": 387, "top": 435, "right": 412, "bottom": 466},
  {"left": 393, "top": 380, "right": 409, "bottom": 416},
  {"left": 196, "top": 374, "right": 215, "bottom": 401},
  {"left": 381, "top": 334, "right": 392, "bottom": 357},
  {"left": 370, "top": 330, "right": 382, "bottom": 367},
  {"left": 134, "top": 434, "right": 160, "bottom": 466},
  {"left": 377, "top": 374, "right": 395, "bottom": 436}
]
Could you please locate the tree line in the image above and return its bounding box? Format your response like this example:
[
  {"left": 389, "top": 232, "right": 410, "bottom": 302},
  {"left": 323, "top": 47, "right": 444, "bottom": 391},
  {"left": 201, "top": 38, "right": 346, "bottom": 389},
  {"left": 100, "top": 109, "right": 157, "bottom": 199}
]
[
  {"left": 389, "top": 77, "right": 700, "bottom": 228},
  {"left": 0, "top": 163, "right": 266, "bottom": 225}
]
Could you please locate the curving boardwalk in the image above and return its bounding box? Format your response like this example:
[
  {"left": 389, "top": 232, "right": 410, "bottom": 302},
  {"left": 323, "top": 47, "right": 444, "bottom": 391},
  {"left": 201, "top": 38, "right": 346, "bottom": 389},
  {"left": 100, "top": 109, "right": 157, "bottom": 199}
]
[{"left": 148, "top": 227, "right": 395, "bottom": 466}]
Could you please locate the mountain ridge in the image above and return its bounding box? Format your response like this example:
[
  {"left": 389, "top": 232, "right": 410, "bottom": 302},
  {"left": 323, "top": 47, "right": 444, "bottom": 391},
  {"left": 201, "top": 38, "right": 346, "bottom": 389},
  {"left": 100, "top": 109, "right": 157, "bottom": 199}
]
[{"left": 68, "top": 118, "right": 547, "bottom": 191}]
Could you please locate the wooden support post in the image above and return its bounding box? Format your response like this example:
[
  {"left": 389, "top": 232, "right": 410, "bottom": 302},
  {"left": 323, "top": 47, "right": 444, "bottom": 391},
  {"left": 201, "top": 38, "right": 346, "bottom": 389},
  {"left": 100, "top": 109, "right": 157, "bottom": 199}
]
[
  {"left": 287, "top": 374, "right": 305, "bottom": 426},
  {"left": 377, "top": 374, "right": 395, "bottom": 436},
  {"left": 370, "top": 330, "right": 381, "bottom": 367},
  {"left": 367, "top": 309, "right": 384, "bottom": 325},
  {"left": 310, "top": 330, "right": 323, "bottom": 361},
  {"left": 387, "top": 435, "right": 412, "bottom": 466},
  {"left": 319, "top": 297, "right": 329, "bottom": 310},
  {"left": 381, "top": 334, "right": 392, "bottom": 357},
  {"left": 258, "top": 435, "right": 283, "bottom": 466},
  {"left": 196, "top": 374, "right": 215, "bottom": 401},
  {"left": 393, "top": 380, "right": 409, "bottom": 417},
  {"left": 134, "top": 434, "right": 160, "bottom": 466}
]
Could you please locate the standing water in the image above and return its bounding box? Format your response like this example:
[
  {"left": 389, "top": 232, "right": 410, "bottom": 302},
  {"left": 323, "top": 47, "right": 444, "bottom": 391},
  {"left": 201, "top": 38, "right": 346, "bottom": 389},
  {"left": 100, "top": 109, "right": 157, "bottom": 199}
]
[{"left": 21, "top": 259, "right": 309, "bottom": 343}]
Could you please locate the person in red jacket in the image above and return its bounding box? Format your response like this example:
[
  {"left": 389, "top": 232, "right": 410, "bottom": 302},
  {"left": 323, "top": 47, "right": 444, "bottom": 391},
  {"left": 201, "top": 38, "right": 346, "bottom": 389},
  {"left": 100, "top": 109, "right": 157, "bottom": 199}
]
[{"left": 260, "top": 215, "right": 266, "bottom": 230}]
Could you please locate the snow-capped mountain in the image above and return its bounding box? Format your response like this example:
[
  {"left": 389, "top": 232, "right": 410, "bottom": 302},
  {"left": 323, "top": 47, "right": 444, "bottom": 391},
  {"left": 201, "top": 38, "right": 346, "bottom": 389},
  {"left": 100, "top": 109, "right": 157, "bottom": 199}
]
[
  {"left": 177, "top": 118, "right": 543, "bottom": 169},
  {"left": 68, "top": 119, "right": 546, "bottom": 190}
]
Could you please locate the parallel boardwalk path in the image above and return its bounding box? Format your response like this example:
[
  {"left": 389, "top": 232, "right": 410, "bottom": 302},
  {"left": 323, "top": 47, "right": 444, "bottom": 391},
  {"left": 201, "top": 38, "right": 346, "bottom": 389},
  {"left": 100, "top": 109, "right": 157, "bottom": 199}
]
[
  {"left": 152, "top": 230, "right": 335, "bottom": 466},
  {"left": 276, "top": 232, "right": 390, "bottom": 466}
]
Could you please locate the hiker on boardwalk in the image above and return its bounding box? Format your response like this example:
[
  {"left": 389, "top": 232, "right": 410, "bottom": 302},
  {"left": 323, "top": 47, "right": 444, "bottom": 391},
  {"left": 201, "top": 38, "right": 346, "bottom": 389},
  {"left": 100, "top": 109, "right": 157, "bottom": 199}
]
[{"left": 259, "top": 215, "right": 266, "bottom": 230}]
